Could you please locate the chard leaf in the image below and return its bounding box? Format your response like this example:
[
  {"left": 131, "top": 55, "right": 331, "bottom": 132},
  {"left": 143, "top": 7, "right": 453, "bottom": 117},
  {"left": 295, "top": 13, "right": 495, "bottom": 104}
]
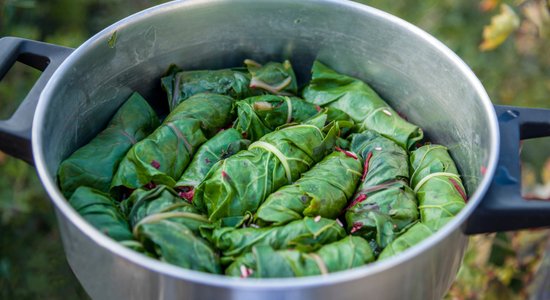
[
  {"left": 255, "top": 151, "right": 362, "bottom": 226},
  {"left": 69, "top": 186, "right": 134, "bottom": 242},
  {"left": 110, "top": 93, "right": 236, "bottom": 196},
  {"left": 377, "top": 221, "right": 434, "bottom": 260},
  {"left": 209, "top": 217, "right": 346, "bottom": 263},
  {"left": 193, "top": 124, "right": 335, "bottom": 222},
  {"left": 120, "top": 185, "right": 208, "bottom": 235},
  {"left": 410, "top": 144, "right": 466, "bottom": 228},
  {"left": 175, "top": 128, "right": 250, "bottom": 200},
  {"left": 163, "top": 93, "right": 236, "bottom": 137},
  {"left": 136, "top": 220, "right": 221, "bottom": 274},
  {"left": 302, "top": 61, "right": 423, "bottom": 149},
  {"left": 233, "top": 95, "right": 319, "bottom": 141},
  {"left": 58, "top": 92, "right": 159, "bottom": 198},
  {"left": 226, "top": 236, "right": 374, "bottom": 278},
  {"left": 345, "top": 130, "right": 418, "bottom": 250},
  {"left": 110, "top": 118, "right": 207, "bottom": 194},
  {"left": 162, "top": 68, "right": 252, "bottom": 111},
  {"left": 245, "top": 59, "right": 298, "bottom": 95}
]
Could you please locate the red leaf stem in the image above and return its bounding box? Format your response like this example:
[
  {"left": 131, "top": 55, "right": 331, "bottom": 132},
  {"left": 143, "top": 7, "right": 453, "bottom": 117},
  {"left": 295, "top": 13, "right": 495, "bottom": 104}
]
[
  {"left": 361, "top": 152, "right": 373, "bottom": 182},
  {"left": 449, "top": 177, "right": 468, "bottom": 202},
  {"left": 346, "top": 193, "right": 367, "bottom": 210},
  {"left": 335, "top": 146, "right": 358, "bottom": 159}
]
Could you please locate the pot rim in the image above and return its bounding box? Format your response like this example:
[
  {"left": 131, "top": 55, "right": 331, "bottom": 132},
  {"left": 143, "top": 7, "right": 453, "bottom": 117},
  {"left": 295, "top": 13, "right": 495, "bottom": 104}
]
[{"left": 32, "top": 0, "right": 499, "bottom": 289}]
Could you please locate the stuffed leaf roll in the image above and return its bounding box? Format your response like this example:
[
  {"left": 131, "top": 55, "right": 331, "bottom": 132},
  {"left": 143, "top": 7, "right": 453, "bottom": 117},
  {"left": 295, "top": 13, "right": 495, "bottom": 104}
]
[
  {"left": 162, "top": 68, "right": 251, "bottom": 111},
  {"left": 58, "top": 92, "right": 159, "bottom": 198},
  {"left": 163, "top": 93, "right": 236, "bottom": 137},
  {"left": 255, "top": 151, "right": 362, "bottom": 226},
  {"left": 208, "top": 217, "right": 346, "bottom": 261},
  {"left": 345, "top": 182, "right": 418, "bottom": 251},
  {"left": 121, "top": 185, "right": 209, "bottom": 235},
  {"left": 193, "top": 123, "right": 338, "bottom": 224},
  {"left": 135, "top": 220, "right": 221, "bottom": 273},
  {"left": 345, "top": 131, "right": 418, "bottom": 250},
  {"left": 69, "top": 186, "right": 134, "bottom": 241},
  {"left": 377, "top": 217, "right": 452, "bottom": 260},
  {"left": 377, "top": 222, "right": 433, "bottom": 260},
  {"left": 245, "top": 59, "right": 298, "bottom": 95},
  {"left": 226, "top": 236, "right": 374, "bottom": 278},
  {"left": 233, "top": 95, "right": 319, "bottom": 141},
  {"left": 410, "top": 145, "right": 467, "bottom": 228},
  {"left": 175, "top": 129, "right": 249, "bottom": 201},
  {"left": 110, "top": 118, "right": 207, "bottom": 194},
  {"left": 302, "top": 61, "right": 423, "bottom": 149},
  {"left": 111, "top": 93, "right": 235, "bottom": 195}
]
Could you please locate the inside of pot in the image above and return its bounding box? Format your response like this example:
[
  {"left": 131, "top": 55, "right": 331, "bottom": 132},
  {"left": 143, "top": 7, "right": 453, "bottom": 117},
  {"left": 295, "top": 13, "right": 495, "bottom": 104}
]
[{"left": 40, "top": 0, "right": 493, "bottom": 212}]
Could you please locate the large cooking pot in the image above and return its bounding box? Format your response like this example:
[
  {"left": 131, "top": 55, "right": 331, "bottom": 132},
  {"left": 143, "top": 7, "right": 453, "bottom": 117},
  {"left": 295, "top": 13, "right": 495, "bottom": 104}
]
[{"left": 1, "top": 0, "right": 550, "bottom": 299}]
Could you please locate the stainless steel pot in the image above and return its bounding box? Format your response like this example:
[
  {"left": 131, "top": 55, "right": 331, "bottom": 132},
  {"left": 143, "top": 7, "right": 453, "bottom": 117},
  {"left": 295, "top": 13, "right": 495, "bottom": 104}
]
[{"left": 1, "top": 1, "right": 550, "bottom": 299}]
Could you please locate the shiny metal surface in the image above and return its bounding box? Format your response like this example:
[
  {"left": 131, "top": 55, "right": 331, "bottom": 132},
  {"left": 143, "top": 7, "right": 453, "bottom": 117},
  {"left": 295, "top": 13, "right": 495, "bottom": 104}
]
[{"left": 32, "top": 0, "right": 498, "bottom": 299}]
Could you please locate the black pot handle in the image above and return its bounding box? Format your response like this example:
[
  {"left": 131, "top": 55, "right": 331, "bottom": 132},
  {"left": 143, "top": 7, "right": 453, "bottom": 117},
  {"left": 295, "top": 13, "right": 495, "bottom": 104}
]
[
  {"left": 465, "top": 105, "right": 550, "bottom": 234},
  {"left": 0, "top": 37, "right": 73, "bottom": 165}
]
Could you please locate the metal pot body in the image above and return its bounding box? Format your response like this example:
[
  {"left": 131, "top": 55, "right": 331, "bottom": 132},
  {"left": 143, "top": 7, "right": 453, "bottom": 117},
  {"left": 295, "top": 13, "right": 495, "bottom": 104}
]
[{"left": 30, "top": 0, "right": 498, "bottom": 299}]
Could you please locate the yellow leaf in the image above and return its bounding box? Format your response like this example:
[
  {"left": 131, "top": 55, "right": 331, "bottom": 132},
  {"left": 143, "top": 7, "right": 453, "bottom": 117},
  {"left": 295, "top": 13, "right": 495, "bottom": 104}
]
[{"left": 480, "top": 4, "right": 520, "bottom": 51}]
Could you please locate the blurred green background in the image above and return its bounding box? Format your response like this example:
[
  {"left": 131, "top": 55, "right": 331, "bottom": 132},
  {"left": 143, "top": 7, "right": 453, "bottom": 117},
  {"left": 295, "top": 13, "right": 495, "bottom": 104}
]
[{"left": 1, "top": 0, "right": 549, "bottom": 299}]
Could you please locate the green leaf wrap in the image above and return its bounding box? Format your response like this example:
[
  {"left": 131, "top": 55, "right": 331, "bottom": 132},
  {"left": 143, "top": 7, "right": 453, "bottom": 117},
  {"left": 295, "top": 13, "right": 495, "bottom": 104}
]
[
  {"left": 410, "top": 145, "right": 466, "bottom": 228},
  {"left": 58, "top": 92, "right": 159, "bottom": 198},
  {"left": 351, "top": 130, "right": 410, "bottom": 186},
  {"left": 345, "top": 131, "right": 418, "bottom": 250},
  {"left": 69, "top": 186, "right": 133, "bottom": 241},
  {"left": 175, "top": 128, "right": 250, "bottom": 193},
  {"left": 377, "top": 222, "right": 434, "bottom": 260},
  {"left": 208, "top": 217, "right": 346, "bottom": 262},
  {"left": 377, "top": 218, "right": 452, "bottom": 260},
  {"left": 163, "top": 93, "right": 236, "bottom": 137},
  {"left": 245, "top": 59, "right": 298, "bottom": 95},
  {"left": 233, "top": 95, "right": 319, "bottom": 141},
  {"left": 226, "top": 236, "right": 374, "bottom": 278},
  {"left": 410, "top": 144, "right": 460, "bottom": 187},
  {"left": 302, "top": 61, "right": 423, "bottom": 149},
  {"left": 346, "top": 182, "right": 418, "bottom": 250},
  {"left": 111, "top": 94, "right": 236, "bottom": 195},
  {"left": 194, "top": 123, "right": 337, "bottom": 223},
  {"left": 136, "top": 220, "right": 221, "bottom": 274},
  {"left": 121, "top": 185, "right": 208, "bottom": 235},
  {"left": 255, "top": 151, "right": 362, "bottom": 226},
  {"left": 110, "top": 118, "right": 207, "bottom": 193},
  {"left": 162, "top": 68, "right": 252, "bottom": 111}
]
